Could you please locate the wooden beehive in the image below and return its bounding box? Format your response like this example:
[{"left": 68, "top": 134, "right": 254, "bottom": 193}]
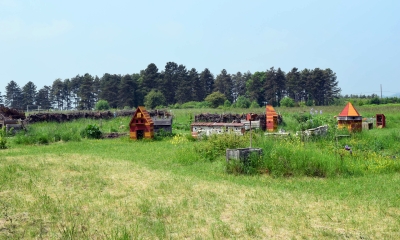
[
  {"left": 337, "top": 102, "right": 362, "bottom": 132},
  {"left": 376, "top": 114, "right": 386, "bottom": 128},
  {"left": 129, "top": 106, "right": 154, "bottom": 140},
  {"left": 266, "top": 105, "right": 278, "bottom": 132}
]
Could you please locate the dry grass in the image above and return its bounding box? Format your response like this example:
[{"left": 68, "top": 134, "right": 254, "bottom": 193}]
[{"left": 1, "top": 147, "right": 400, "bottom": 239}]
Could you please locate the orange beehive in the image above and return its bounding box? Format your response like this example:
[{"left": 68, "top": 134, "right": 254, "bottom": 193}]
[
  {"left": 129, "top": 106, "right": 154, "bottom": 140},
  {"left": 337, "top": 102, "right": 362, "bottom": 132},
  {"left": 266, "top": 105, "right": 278, "bottom": 132}
]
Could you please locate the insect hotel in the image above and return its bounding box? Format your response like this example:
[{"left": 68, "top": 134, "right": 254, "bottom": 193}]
[
  {"left": 337, "top": 102, "right": 362, "bottom": 132},
  {"left": 266, "top": 105, "right": 278, "bottom": 132},
  {"left": 129, "top": 106, "right": 154, "bottom": 140},
  {"left": 190, "top": 122, "right": 245, "bottom": 138}
]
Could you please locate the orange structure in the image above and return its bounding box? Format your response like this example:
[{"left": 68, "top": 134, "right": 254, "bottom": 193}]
[
  {"left": 129, "top": 106, "right": 154, "bottom": 140},
  {"left": 337, "top": 102, "right": 362, "bottom": 132},
  {"left": 266, "top": 105, "right": 278, "bottom": 132}
]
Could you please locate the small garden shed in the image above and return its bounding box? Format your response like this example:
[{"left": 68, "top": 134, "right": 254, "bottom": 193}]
[
  {"left": 337, "top": 102, "right": 362, "bottom": 132},
  {"left": 266, "top": 105, "right": 278, "bottom": 132},
  {"left": 129, "top": 106, "right": 154, "bottom": 140}
]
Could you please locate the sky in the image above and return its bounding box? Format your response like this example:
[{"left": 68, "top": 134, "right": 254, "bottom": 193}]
[{"left": 0, "top": 0, "right": 399, "bottom": 97}]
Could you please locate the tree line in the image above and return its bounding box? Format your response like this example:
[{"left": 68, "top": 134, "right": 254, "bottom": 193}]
[{"left": 0, "top": 62, "right": 341, "bottom": 111}]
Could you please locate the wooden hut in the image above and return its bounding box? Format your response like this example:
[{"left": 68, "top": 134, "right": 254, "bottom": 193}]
[
  {"left": 337, "top": 102, "right": 362, "bottom": 132},
  {"left": 129, "top": 106, "right": 154, "bottom": 140},
  {"left": 266, "top": 105, "right": 278, "bottom": 132}
]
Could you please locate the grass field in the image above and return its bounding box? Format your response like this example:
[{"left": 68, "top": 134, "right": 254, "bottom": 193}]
[{"left": 1, "top": 105, "right": 400, "bottom": 239}]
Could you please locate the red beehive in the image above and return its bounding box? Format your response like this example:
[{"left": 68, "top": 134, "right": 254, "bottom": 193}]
[
  {"left": 376, "top": 114, "right": 386, "bottom": 128},
  {"left": 129, "top": 106, "right": 154, "bottom": 140}
]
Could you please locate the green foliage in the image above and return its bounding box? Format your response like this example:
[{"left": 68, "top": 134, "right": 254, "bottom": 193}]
[
  {"left": 226, "top": 152, "right": 265, "bottom": 175},
  {"left": 250, "top": 101, "right": 260, "bottom": 108},
  {"left": 234, "top": 96, "right": 251, "bottom": 108},
  {"left": 0, "top": 126, "right": 8, "bottom": 149},
  {"left": 205, "top": 91, "right": 227, "bottom": 108},
  {"left": 80, "top": 124, "right": 103, "bottom": 139},
  {"left": 95, "top": 100, "right": 110, "bottom": 110},
  {"left": 144, "top": 90, "right": 166, "bottom": 109},
  {"left": 280, "top": 97, "right": 295, "bottom": 107},
  {"left": 194, "top": 134, "right": 249, "bottom": 161},
  {"left": 223, "top": 100, "right": 231, "bottom": 108}
]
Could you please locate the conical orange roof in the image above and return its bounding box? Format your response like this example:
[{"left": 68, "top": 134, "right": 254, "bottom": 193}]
[{"left": 338, "top": 102, "right": 361, "bottom": 117}]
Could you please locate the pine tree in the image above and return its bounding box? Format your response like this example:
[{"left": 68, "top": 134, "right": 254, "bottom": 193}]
[
  {"left": 175, "top": 65, "right": 191, "bottom": 104},
  {"left": 246, "top": 71, "right": 265, "bottom": 106},
  {"left": 200, "top": 68, "right": 214, "bottom": 97},
  {"left": 52, "top": 78, "right": 64, "bottom": 110},
  {"left": 264, "top": 67, "right": 277, "bottom": 106},
  {"left": 275, "top": 68, "right": 286, "bottom": 106},
  {"left": 189, "top": 68, "right": 202, "bottom": 101},
  {"left": 232, "top": 71, "right": 247, "bottom": 102},
  {"left": 79, "top": 73, "right": 95, "bottom": 110},
  {"left": 5, "top": 80, "right": 22, "bottom": 109},
  {"left": 100, "top": 73, "right": 120, "bottom": 108},
  {"left": 21, "top": 81, "right": 37, "bottom": 111},
  {"left": 161, "top": 62, "right": 178, "bottom": 105},
  {"left": 62, "top": 79, "right": 72, "bottom": 110},
  {"left": 142, "top": 63, "right": 160, "bottom": 94},
  {"left": 118, "top": 74, "right": 136, "bottom": 108},
  {"left": 36, "top": 86, "right": 52, "bottom": 110},
  {"left": 69, "top": 75, "right": 82, "bottom": 109},
  {"left": 214, "top": 69, "right": 233, "bottom": 102},
  {"left": 286, "top": 68, "right": 302, "bottom": 102}
]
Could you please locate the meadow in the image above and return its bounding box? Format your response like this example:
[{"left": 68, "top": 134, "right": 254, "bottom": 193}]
[{"left": 1, "top": 105, "right": 400, "bottom": 239}]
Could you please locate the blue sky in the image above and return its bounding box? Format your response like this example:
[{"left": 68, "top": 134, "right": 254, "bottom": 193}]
[{"left": 1, "top": 0, "right": 399, "bottom": 97}]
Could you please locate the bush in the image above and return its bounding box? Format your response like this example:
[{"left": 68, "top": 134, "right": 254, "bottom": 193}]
[
  {"left": 224, "top": 100, "right": 231, "bottom": 108},
  {"left": 194, "top": 134, "right": 249, "bottom": 161},
  {"left": 95, "top": 100, "right": 110, "bottom": 110},
  {"left": 226, "top": 152, "right": 265, "bottom": 175},
  {"left": 234, "top": 96, "right": 251, "bottom": 108},
  {"left": 81, "top": 124, "right": 103, "bottom": 139},
  {"left": 280, "top": 97, "right": 295, "bottom": 107},
  {"left": 144, "top": 90, "right": 166, "bottom": 109},
  {"left": 0, "top": 126, "right": 8, "bottom": 149},
  {"left": 205, "top": 91, "right": 227, "bottom": 108},
  {"left": 250, "top": 101, "right": 260, "bottom": 108}
]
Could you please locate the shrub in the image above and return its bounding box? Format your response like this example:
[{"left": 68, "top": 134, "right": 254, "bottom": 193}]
[
  {"left": 250, "top": 101, "right": 260, "bottom": 108},
  {"left": 0, "top": 126, "right": 8, "bottom": 149},
  {"left": 226, "top": 152, "right": 265, "bottom": 175},
  {"left": 224, "top": 100, "right": 231, "bottom": 108},
  {"left": 194, "top": 134, "right": 249, "bottom": 161},
  {"left": 144, "top": 90, "right": 166, "bottom": 109},
  {"left": 205, "top": 91, "right": 227, "bottom": 108},
  {"left": 95, "top": 100, "right": 110, "bottom": 110},
  {"left": 235, "top": 96, "right": 251, "bottom": 108},
  {"left": 280, "top": 97, "right": 295, "bottom": 107},
  {"left": 81, "top": 124, "right": 103, "bottom": 139}
]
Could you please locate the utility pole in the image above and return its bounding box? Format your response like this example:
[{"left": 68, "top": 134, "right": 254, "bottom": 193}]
[{"left": 380, "top": 84, "right": 382, "bottom": 98}]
